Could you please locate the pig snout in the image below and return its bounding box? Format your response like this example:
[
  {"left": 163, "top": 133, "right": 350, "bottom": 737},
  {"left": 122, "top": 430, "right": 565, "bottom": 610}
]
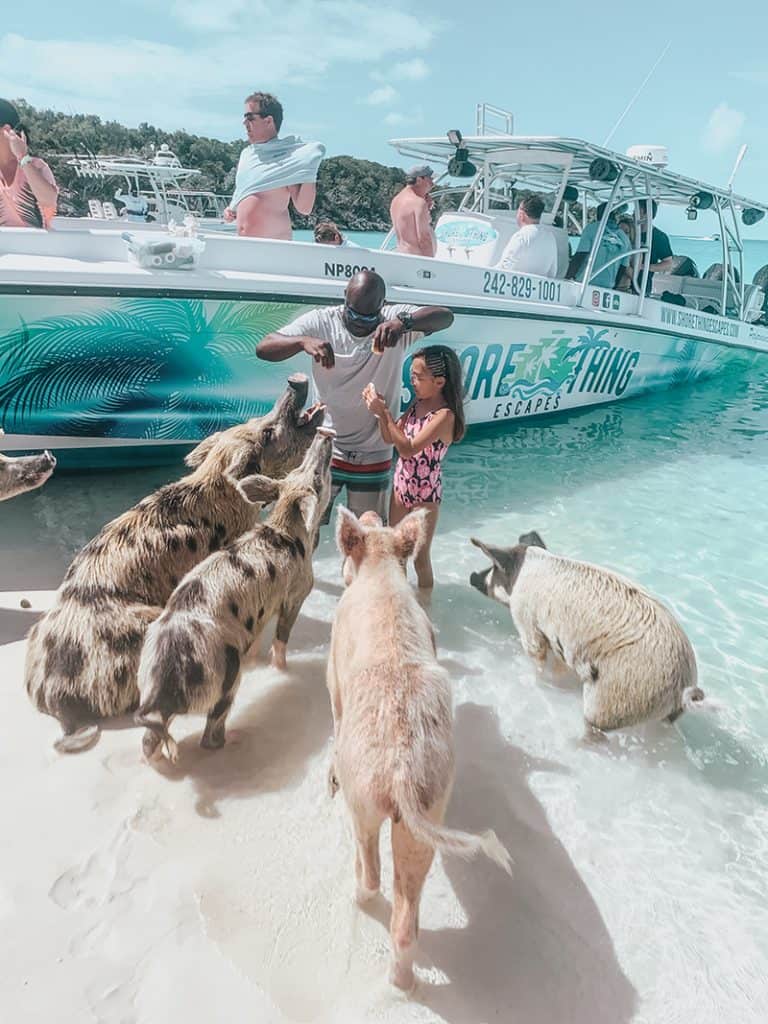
[
  {"left": 0, "top": 449, "right": 57, "bottom": 501},
  {"left": 469, "top": 570, "right": 487, "bottom": 593},
  {"left": 286, "top": 372, "right": 310, "bottom": 409}
]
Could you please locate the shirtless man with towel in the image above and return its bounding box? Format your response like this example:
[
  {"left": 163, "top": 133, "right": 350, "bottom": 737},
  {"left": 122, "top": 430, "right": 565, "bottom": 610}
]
[{"left": 224, "top": 92, "right": 325, "bottom": 239}]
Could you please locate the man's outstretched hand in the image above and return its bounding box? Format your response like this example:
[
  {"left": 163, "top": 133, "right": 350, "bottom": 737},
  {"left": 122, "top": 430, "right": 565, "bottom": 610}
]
[
  {"left": 302, "top": 337, "right": 335, "bottom": 368},
  {"left": 371, "top": 319, "right": 404, "bottom": 354}
]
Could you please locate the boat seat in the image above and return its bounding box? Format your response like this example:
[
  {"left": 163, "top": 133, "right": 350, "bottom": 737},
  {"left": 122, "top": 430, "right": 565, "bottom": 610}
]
[
  {"left": 652, "top": 273, "right": 725, "bottom": 313},
  {"left": 743, "top": 284, "right": 765, "bottom": 323},
  {"left": 87, "top": 199, "right": 104, "bottom": 219},
  {"left": 652, "top": 273, "right": 764, "bottom": 320},
  {"left": 434, "top": 212, "right": 518, "bottom": 267},
  {"left": 101, "top": 202, "right": 119, "bottom": 220}
]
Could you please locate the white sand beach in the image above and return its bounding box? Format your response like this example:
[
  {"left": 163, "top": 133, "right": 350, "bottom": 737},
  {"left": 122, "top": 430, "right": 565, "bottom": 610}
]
[{"left": 2, "top": 436, "right": 767, "bottom": 1023}]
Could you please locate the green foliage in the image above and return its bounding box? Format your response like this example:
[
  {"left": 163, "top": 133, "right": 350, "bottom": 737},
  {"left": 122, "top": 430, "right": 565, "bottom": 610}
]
[{"left": 12, "top": 99, "right": 407, "bottom": 229}]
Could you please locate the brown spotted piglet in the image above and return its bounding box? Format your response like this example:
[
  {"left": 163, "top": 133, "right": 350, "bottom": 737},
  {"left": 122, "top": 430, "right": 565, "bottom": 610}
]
[{"left": 135, "top": 429, "right": 334, "bottom": 763}]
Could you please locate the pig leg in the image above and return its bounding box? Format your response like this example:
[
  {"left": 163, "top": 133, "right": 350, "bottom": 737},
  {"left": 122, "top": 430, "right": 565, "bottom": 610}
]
[
  {"left": 200, "top": 645, "right": 243, "bottom": 750},
  {"left": 353, "top": 813, "right": 383, "bottom": 904},
  {"left": 520, "top": 626, "right": 550, "bottom": 665},
  {"left": 389, "top": 816, "right": 436, "bottom": 992},
  {"left": 52, "top": 695, "right": 100, "bottom": 754},
  {"left": 326, "top": 658, "right": 342, "bottom": 798},
  {"left": 139, "top": 712, "right": 178, "bottom": 763},
  {"left": 270, "top": 598, "right": 303, "bottom": 670}
]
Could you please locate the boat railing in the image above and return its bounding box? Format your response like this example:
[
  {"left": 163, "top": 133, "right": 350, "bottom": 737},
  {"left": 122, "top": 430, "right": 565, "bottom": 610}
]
[{"left": 475, "top": 103, "right": 514, "bottom": 136}]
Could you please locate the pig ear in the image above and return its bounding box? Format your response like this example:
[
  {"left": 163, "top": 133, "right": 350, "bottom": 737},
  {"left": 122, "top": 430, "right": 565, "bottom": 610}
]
[
  {"left": 470, "top": 536, "right": 509, "bottom": 568},
  {"left": 518, "top": 530, "right": 546, "bottom": 549},
  {"left": 185, "top": 431, "right": 222, "bottom": 468},
  {"left": 235, "top": 473, "right": 280, "bottom": 506},
  {"left": 394, "top": 508, "right": 428, "bottom": 560},
  {"left": 296, "top": 493, "right": 319, "bottom": 532},
  {"left": 336, "top": 506, "right": 364, "bottom": 557}
]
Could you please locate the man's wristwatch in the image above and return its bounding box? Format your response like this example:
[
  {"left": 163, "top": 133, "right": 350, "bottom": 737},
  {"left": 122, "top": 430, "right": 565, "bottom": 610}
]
[{"left": 396, "top": 312, "right": 415, "bottom": 332}]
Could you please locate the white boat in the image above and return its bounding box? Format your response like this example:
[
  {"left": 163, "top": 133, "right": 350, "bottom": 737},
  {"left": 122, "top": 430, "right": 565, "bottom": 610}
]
[
  {"left": 2, "top": 105, "right": 767, "bottom": 468},
  {"left": 59, "top": 144, "right": 232, "bottom": 228}
]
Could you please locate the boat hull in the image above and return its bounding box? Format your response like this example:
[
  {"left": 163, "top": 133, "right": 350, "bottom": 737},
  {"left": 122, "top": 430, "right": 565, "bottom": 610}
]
[{"left": 0, "top": 292, "right": 746, "bottom": 467}]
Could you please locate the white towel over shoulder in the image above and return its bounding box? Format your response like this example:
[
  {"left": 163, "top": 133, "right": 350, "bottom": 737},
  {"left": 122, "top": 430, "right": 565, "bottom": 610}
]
[{"left": 229, "top": 135, "right": 325, "bottom": 209}]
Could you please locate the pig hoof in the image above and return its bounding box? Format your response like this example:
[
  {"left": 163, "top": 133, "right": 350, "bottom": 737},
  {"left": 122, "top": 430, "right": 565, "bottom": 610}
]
[
  {"left": 270, "top": 641, "right": 287, "bottom": 671},
  {"left": 355, "top": 883, "right": 380, "bottom": 905},
  {"left": 390, "top": 961, "right": 416, "bottom": 993},
  {"left": 200, "top": 730, "right": 226, "bottom": 750},
  {"left": 142, "top": 728, "right": 163, "bottom": 761},
  {"left": 164, "top": 737, "right": 179, "bottom": 763},
  {"left": 582, "top": 722, "right": 609, "bottom": 745}
]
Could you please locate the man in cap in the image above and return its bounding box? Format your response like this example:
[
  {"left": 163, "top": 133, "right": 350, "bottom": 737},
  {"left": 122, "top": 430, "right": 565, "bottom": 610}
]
[
  {"left": 390, "top": 164, "right": 436, "bottom": 257},
  {"left": 0, "top": 99, "right": 58, "bottom": 228}
]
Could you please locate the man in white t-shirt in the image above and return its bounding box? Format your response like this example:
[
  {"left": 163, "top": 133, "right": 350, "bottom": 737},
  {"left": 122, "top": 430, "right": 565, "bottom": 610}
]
[
  {"left": 497, "top": 194, "right": 558, "bottom": 278},
  {"left": 257, "top": 270, "right": 454, "bottom": 522}
]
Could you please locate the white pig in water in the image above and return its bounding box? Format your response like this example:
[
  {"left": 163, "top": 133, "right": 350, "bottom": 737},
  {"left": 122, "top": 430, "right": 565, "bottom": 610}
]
[
  {"left": 469, "top": 530, "right": 713, "bottom": 738},
  {"left": 329, "top": 507, "right": 512, "bottom": 992},
  {"left": 0, "top": 429, "right": 55, "bottom": 501}
]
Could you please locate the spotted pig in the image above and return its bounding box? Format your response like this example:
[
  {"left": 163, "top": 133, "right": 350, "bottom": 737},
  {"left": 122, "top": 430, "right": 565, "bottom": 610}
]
[
  {"left": 136, "top": 429, "right": 333, "bottom": 763},
  {"left": 25, "top": 375, "right": 325, "bottom": 752}
]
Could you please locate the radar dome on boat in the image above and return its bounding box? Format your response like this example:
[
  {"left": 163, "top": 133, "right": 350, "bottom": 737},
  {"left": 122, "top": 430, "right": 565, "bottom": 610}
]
[{"left": 626, "top": 144, "right": 669, "bottom": 169}]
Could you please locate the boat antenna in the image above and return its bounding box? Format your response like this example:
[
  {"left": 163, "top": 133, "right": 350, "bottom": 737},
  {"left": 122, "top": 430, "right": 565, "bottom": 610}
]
[
  {"left": 727, "top": 143, "right": 748, "bottom": 189},
  {"left": 602, "top": 41, "right": 672, "bottom": 148}
]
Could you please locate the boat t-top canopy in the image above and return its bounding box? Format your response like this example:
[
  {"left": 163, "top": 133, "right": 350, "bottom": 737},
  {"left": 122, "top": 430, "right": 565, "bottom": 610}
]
[
  {"left": 390, "top": 113, "right": 767, "bottom": 321},
  {"left": 387, "top": 133, "right": 768, "bottom": 218}
]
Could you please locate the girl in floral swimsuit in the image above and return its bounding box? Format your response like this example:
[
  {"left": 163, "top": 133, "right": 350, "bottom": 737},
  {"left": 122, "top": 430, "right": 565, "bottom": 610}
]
[{"left": 363, "top": 344, "right": 465, "bottom": 589}]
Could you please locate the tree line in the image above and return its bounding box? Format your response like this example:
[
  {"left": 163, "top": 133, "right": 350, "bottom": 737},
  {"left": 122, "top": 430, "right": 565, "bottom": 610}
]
[{"left": 13, "top": 99, "right": 411, "bottom": 230}]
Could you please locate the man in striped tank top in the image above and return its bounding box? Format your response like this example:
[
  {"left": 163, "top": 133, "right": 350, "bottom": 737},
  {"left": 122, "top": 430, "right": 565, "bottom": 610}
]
[{"left": 257, "top": 270, "right": 454, "bottom": 522}]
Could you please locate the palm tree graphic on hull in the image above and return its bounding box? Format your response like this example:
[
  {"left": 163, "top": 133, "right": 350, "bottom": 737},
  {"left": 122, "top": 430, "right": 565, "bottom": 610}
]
[
  {"left": 498, "top": 326, "right": 613, "bottom": 399},
  {"left": 0, "top": 298, "right": 304, "bottom": 439}
]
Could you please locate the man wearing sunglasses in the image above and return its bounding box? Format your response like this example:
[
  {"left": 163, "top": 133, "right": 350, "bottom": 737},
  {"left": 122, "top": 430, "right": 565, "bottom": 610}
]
[
  {"left": 257, "top": 270, "right": 454, "bottom": 522},
  {"left": 223, "top": 91, "right": 324, "bottom": 239}
]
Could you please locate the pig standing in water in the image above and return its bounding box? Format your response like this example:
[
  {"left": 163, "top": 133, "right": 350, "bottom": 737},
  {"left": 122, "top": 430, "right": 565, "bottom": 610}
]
[
  {"left": 0, "top": 429, "right": 56, "bottom": 501},
  {"left": 136, "top": 430, "right": 334, "bottom": 763},
  {"left": 25, "top": 375, "right": 325, "bottom": 752},
  {"left": 329, "top": 508, "right": 512, "bottom": 992},
  {"left": 469, "top": 531, "right": 708, "bottom": 737}
]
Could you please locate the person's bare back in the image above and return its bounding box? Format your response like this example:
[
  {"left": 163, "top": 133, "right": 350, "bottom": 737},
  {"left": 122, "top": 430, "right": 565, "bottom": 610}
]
[{"left": 390, "top": 165, "right": 436, "bottom": 257}]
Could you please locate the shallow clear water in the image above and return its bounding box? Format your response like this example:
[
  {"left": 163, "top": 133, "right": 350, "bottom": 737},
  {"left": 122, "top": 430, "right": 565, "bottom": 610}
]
[{"left": 2, "top": 235, "right": 767, "bottom": 1020}]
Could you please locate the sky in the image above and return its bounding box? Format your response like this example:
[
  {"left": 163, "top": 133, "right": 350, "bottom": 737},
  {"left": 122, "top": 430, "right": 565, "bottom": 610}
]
[{"left": 3, "top": 0, "right": 768, "bottom": 235}]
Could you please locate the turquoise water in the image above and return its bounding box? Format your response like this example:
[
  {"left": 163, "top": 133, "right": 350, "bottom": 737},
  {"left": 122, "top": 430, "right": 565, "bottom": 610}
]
[{"left": 2, "top": 236, "right": 767, "bottom": 1019}]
